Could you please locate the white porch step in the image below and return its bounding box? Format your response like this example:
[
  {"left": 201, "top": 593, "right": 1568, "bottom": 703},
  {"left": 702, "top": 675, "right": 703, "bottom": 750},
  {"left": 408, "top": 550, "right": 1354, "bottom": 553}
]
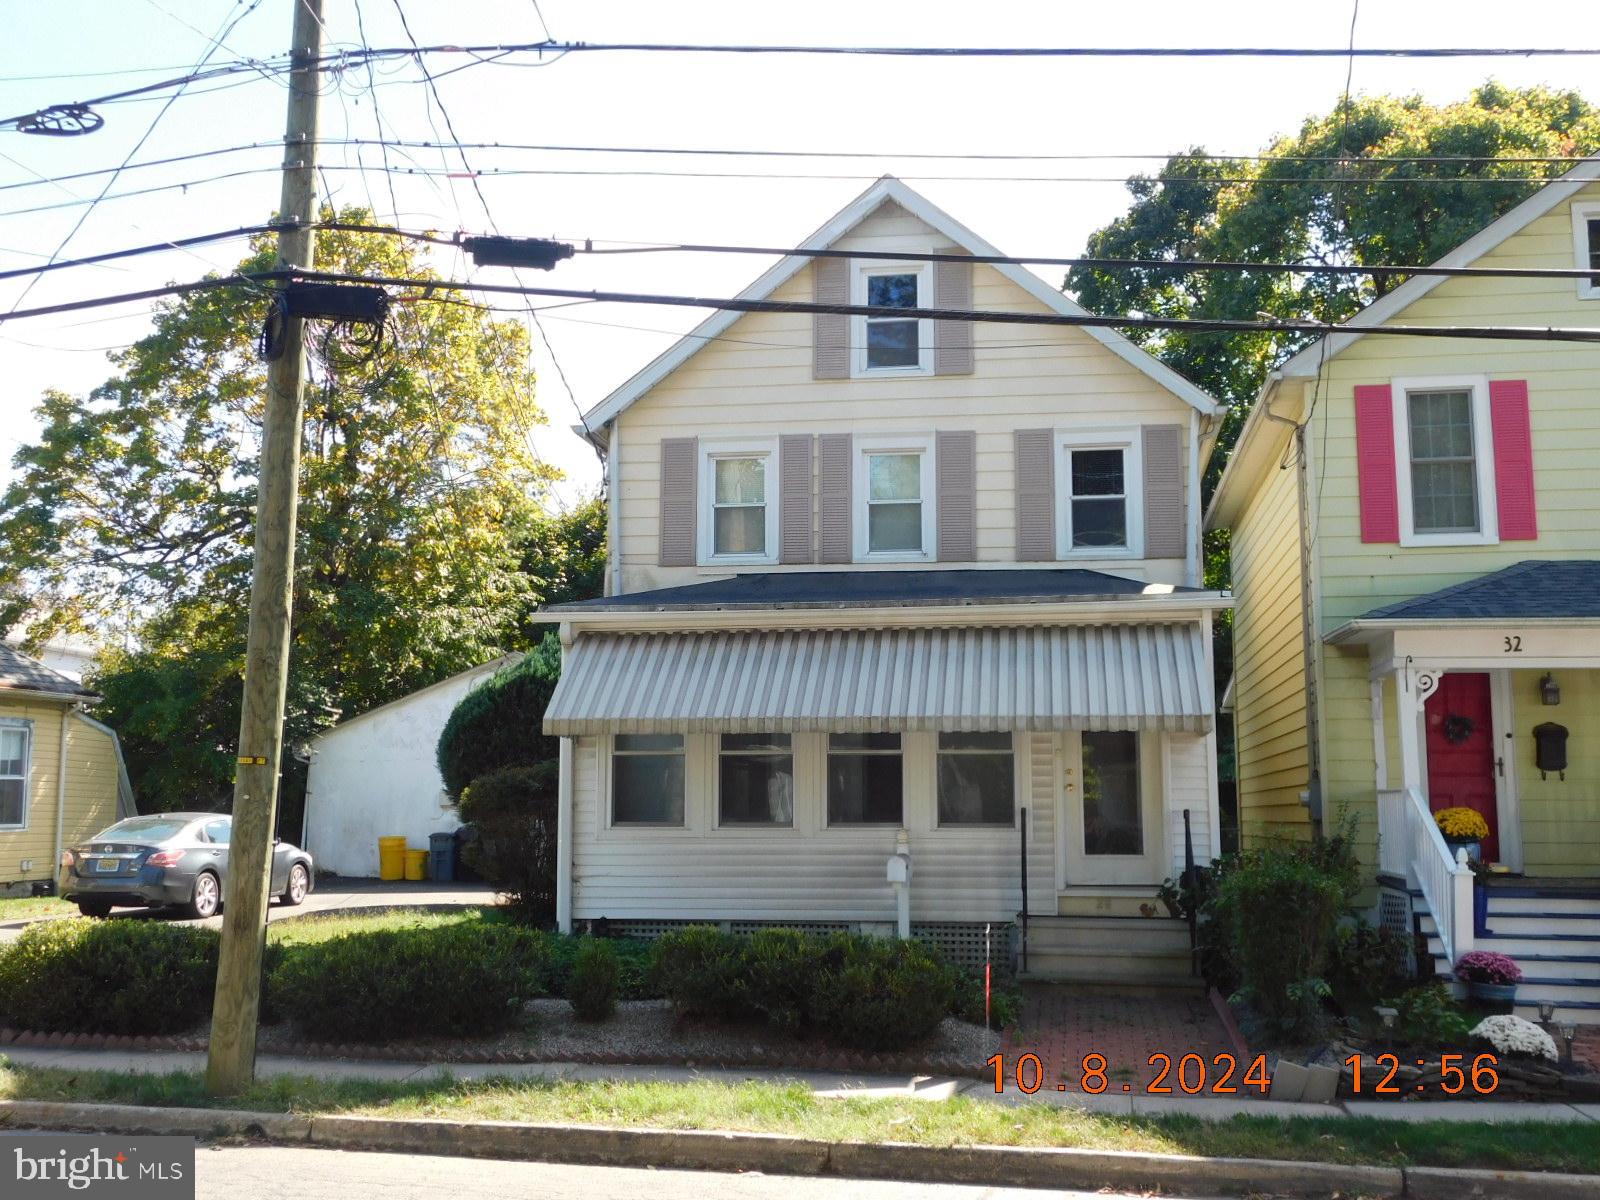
[
  {"left": 1486, "top": 893, "right": 1600, "bottom": 916},
  {"left": 1476, "top": 913, "right": 1600, "bottom": 937},
  {"left": 1425, "top": 929, "right": 1600, "bottom": 959}
]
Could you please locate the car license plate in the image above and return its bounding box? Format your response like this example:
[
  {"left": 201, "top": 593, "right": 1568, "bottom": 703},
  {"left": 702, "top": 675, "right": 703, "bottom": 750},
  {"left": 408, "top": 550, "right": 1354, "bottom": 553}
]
[{"left": 95, "top": 858, "right": 118, "bottom": 872}]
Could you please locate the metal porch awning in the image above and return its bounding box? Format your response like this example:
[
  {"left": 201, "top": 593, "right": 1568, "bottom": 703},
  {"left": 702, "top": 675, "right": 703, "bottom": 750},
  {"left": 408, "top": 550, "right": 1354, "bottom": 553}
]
[{"left": 543, "top": 624, "right": 1212, "bottom": 735}]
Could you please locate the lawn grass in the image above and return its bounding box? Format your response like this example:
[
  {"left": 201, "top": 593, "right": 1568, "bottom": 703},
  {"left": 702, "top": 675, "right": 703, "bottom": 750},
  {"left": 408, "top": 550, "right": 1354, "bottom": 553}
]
[
  {"left": 0, "top": 895, "right": 74, "bottom": 922},
  {"left": 0, "top": 1061, "right": 1593, "bottom": 1174},
  {"left": 265, "top": 905, "right": 506, "bottom": 947}
]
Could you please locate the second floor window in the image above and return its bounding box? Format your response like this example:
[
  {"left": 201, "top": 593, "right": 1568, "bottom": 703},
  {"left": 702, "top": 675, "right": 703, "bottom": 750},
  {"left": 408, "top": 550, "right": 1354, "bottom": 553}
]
[
  {"left": 853, "top": 264, "right": 930, "bottom": 376},
  {"left": 867, "top": 452, "right": 924, "bottom": 553},
  {"left": 1407, "top": 389, "right": 1480, "bottom": 534},
  {"left": 1057, "top": 429, "right": 1142, "bottom": 557},
  {"left": 1571, "top": 201, "right": 1600, "bottom": 299},
  {"left": 713, "top": 456, "right": 767, "bottom": 555}
]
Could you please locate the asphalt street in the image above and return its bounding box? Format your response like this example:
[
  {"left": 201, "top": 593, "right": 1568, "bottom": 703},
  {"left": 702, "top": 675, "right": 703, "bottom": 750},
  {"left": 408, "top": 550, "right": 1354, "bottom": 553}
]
[{"left": 180, "top": 1139, "right": 1214, "bottom": 1200}]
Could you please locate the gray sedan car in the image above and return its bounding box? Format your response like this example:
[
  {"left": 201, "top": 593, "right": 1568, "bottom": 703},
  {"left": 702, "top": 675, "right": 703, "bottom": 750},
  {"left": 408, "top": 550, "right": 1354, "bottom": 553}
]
[{"left": 60, "top": 813, "right": 313, "bottom": 919}]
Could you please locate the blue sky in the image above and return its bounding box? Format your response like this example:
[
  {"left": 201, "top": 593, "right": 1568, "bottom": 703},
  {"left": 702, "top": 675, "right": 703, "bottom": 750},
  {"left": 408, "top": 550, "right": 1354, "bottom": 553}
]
[{"left": 2, "top": 0, "right": 1595, "bottom": 502}]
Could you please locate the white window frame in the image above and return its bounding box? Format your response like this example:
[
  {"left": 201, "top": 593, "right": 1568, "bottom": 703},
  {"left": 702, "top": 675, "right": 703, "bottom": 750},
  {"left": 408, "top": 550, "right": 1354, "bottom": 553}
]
[
  {"left": 850, "top": 261, "right": 933, "bottom": 378},
  {"left": 824, "top": 732, "right": 906, "bottom": 828},
  {"left": 1392, "top": 375, "right": 1499, "bottom": 548},
  {"left": 714, "top": 733, "right": 797, "bottom": 830},
  {"left": 0, "top": 719, "right": 32, "bottom": 831},
  {"left": 1055, "top": 427, "right": 1144, "bottom": 559},
  {"left": 852, "top": 433, "right": 936, "bottom": 562},
  {"left": 1571, "top": 201, "right": 1600, "bottom": 300},
  {"left": 606, "top": 732, "right": 690, "bottom": 829},
  {"left": 933, "top": 731, "right": 1020, "bottom": 829},
  {"left": 696, "top": 437, "right": 779, "bottom": 566}
]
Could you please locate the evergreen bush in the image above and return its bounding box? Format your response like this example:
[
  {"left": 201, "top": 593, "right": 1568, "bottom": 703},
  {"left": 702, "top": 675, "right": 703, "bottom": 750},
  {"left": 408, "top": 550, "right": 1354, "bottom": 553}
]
[
  {"left": 457, "top": 763, "right": 559, "bottom": 921},
  {"left": 436, "top": 633, "right": 562, "bottom": 799},
  {"left": 566, "top": 937, "right": 621, "bottom": 1022}
]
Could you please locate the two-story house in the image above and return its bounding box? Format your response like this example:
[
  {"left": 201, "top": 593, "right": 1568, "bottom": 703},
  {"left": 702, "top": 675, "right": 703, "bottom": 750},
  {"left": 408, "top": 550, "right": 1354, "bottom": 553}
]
[
  {"left": 539, "top": 178, "right": 1230, "bottom": 982},
  {"left": 1209, "top": 154, "right": 1600, "bottom": 1022}
]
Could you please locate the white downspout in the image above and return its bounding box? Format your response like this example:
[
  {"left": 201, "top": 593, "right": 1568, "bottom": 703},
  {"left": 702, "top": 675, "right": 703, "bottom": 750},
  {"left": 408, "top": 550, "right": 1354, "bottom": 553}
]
[
  {"left": 52, "top": 705, "right": 70, "bottom": 884},
  {"left": 555, "top": 620, "right": 575, "bottom": 933}
]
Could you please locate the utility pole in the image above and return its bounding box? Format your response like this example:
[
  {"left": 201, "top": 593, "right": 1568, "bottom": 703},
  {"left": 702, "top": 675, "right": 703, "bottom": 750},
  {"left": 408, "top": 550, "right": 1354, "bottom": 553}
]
[{"left": 207, "top": 0, "right": 323, "bottom": 1096}]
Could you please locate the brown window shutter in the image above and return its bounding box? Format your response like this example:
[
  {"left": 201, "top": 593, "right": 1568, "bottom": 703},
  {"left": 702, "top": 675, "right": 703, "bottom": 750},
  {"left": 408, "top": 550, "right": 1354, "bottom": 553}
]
[
  {"left": 812, "top": 257, "right": 849, "bottom": 380},
  {"left": 1014, "top": 428, "right": 1055, "bottom": 561},
  {"left": 936, "top": 430, "right": 977, "bottom": 561},
  {"left": 817, "top": 432, "right": 852, "bottom": 563},
  {"left": 658, "top": 436, "right": 698, "bottom": 567},
  {"left": 933, "top": 255, "right": 974, "bottom": 375},
  {"left": 1142, "top": 424, "right": 1185, "bottom": 559},
  {"left": 779, "top": 434, "right": 815, "bottom": 563}
]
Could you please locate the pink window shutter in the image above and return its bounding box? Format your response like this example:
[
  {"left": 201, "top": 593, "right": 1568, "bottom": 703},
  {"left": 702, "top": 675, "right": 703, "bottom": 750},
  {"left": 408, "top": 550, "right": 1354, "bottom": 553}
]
[
  {"left": 1489, "top": 379, "right": 1537, "bottom": 540},
  {"left": 1353, "top": 384, "right": 1400, "bottom": 543}
]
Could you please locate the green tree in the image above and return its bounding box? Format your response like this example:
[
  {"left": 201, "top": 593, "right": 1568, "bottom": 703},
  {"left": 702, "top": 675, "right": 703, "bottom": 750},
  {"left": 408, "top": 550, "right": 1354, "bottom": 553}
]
[
  {"left": 1, "top": 210, "right": 563, "bottom": 813},
  {"left": 1069, "top": 83, "right": 1600, "bottom": 496}
]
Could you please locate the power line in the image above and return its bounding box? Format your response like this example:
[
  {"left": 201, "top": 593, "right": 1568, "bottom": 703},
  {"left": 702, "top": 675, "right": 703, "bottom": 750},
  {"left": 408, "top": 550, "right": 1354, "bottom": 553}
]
[{"left": 12, "top": 266, "right": 1600, "bottom": 348}]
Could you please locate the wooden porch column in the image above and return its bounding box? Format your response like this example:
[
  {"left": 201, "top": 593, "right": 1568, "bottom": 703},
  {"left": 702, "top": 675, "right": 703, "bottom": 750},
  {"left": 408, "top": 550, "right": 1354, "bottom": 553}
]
[{"left": 1392, "top": 662, "right": 1441, "bottom": 794}]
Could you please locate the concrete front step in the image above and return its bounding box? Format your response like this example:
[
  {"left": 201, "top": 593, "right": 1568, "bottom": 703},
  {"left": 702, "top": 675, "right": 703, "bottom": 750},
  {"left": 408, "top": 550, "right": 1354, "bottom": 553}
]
[{"left": 1024, "top": 915, "right": 1192, "bottom": 953}]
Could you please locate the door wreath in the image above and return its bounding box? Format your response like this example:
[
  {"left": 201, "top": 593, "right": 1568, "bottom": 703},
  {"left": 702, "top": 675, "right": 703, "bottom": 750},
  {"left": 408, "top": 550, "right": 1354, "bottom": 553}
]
[{"left": 1442, "top": 714, "right": 1475, "bottom": 745}]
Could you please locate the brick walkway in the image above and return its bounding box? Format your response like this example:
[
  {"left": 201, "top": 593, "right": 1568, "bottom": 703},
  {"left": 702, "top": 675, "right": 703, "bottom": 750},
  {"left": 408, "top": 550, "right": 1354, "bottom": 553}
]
[{"left": 1000, "top": 983, "right": 1234, "bottom": 1093}]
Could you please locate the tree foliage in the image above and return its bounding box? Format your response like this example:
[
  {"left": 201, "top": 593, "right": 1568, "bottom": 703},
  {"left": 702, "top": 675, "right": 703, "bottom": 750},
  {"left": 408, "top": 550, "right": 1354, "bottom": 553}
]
[
  {"left": 436, "top": 632, "right": 563, "bottom": 800},
  {"left": 0, "top": 210, "right": 594, "bottom": 811},
  {"left": 1069, "top": 84, "right": 1600, "bottom": 491}
]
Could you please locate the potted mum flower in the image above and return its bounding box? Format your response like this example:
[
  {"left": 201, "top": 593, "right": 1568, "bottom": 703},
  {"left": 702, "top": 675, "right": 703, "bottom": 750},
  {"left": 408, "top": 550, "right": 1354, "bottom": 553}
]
[
  {"left": 1434, "top": 806, "right": 1489, "bottom": 863},
  {"left": 1454, "top": 950, "right": 1522, "bottom": 1012}
]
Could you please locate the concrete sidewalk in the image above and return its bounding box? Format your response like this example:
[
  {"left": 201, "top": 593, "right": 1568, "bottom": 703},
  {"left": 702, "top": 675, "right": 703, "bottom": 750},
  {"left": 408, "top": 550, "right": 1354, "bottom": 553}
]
[{"left": 3, "top": 1044, "right": 1596, "bottom": 1124}]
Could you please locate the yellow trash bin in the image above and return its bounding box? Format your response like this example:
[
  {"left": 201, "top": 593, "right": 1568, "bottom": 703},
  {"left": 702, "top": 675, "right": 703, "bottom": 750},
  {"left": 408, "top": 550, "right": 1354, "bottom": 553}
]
[
  {"left": 404, "top": 848, "right": 428, "bottom": 881},
  {"left": 377, "top": 835, "right": 406, "bottom": 881}
]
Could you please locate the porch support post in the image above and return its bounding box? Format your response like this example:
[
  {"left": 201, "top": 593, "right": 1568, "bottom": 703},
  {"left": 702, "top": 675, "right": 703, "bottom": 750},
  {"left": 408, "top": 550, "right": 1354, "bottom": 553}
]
[
  {"left": 1393, "top": 662, "right": 1440, "bottom": 794},
  {"left": 1369, "top": 676, "right": 1388, "bottom": 793},
  {"left": 556, "top": 735, "right": 574, "bottom": 934}
]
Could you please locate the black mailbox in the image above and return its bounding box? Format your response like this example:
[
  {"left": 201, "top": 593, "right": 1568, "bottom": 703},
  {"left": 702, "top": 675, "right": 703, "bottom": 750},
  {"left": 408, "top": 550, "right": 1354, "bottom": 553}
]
[{"left": 1533, "top": 722, "right": 1569, "bottom": 780}]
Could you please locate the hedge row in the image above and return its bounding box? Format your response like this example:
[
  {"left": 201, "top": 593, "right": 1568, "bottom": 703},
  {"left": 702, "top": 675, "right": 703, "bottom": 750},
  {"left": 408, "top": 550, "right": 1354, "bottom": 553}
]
[{"left": 0, "top": 919, "right": 1009, "bottom": 1051}]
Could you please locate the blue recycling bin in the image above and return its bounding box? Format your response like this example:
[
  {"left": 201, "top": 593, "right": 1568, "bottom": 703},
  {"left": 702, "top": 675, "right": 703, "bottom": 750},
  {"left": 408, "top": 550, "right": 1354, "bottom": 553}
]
[{"left": 428, "top": 830, "right": 457, "bottom": 883}]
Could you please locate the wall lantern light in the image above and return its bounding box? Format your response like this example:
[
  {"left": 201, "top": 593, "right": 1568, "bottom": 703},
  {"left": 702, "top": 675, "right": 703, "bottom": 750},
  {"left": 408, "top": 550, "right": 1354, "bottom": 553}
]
[{"left": 1540, "top": 673, "right": 1561, "bottom": 706}]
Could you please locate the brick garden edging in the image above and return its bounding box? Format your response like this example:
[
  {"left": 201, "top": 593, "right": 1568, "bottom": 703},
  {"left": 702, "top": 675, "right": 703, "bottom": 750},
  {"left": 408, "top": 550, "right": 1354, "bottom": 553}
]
[{"left": 0, "top": 1025, "right": 986, "bottom": 1079}]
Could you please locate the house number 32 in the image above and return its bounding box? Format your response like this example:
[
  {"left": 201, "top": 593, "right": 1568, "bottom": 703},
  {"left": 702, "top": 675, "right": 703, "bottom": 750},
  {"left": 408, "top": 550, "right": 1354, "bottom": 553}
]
[{"left": 1503, "top": 636, "right": 1523, "bottom": 653}]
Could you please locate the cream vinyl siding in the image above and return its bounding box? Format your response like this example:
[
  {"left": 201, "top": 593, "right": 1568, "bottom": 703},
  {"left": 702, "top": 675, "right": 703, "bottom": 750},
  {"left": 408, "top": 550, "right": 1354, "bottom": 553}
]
[
  {"left": 570, "top": 730, "right": 1054, "bottom": 923},
  {"left": 0, "top": 700, "right": 120, "bottom": 885},
  {"left": 1164, "top": 733, "right": 1215, "bottom": 873},
  {"left": 1228, "top": 439, "right": 1312, "bottom": 844},
  {"left": 614, "top": 202, "right": 1196, "bottom": 591}
]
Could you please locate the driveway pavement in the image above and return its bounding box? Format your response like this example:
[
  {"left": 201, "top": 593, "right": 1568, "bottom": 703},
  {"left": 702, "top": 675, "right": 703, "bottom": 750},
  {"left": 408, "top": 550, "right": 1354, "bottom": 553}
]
[{"left": 0, "top": 876, "right": 496, "bottom": 941}]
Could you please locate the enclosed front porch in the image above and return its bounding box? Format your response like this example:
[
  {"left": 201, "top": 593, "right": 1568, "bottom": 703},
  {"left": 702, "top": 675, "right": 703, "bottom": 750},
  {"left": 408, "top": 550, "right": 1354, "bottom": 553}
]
[{"left": 542, "top": 615, "right": 1224, "bottom": 981}]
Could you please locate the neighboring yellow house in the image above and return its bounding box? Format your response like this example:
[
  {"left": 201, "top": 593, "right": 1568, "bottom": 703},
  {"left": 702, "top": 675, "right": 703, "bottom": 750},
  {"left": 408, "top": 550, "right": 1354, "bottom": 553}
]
[
  {"left": 1208, "top": 154, "right": 1600, "bottom": 1022},
  {"left": 0, "top": 644, "right": 135, "bottom": 895}
]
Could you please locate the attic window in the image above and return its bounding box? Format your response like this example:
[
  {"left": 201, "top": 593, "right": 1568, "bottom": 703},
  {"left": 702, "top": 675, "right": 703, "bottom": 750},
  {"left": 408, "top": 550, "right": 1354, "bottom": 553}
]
[
  {"left": 852, "top": 264, "right": 931, "bottom": 375},
  {"left": 1570, "top": 201, "right": 1600, "bottom": 298}
]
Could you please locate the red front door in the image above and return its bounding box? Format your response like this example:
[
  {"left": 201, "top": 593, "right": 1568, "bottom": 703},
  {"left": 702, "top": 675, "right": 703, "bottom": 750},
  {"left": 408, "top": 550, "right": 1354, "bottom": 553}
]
[{"left": 1424, "top": 672, "right": 1500, "bottom": 863}]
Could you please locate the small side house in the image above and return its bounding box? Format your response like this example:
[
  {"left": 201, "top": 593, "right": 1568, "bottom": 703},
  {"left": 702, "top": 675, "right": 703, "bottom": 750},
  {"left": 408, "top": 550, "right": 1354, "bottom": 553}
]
[
  {"left": 0, "top": 644, "right": 135, "bottom": 895},
  {"left": 303, "top": 654, "right": 522, "bottom": 877}
]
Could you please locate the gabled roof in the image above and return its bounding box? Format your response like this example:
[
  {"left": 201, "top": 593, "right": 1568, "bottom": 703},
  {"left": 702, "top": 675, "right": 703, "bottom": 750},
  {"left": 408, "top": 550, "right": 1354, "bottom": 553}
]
[
  {"left": 0, "top": 643, "right": 98, "bottom": 701},
  {"left": 1350, "top": 559, "right": 1600, "bottom": 624},
  {"left": 1208, "top": 152, "right": 1600, "bottom": 530},
  {"left": 579, "top": 176, "right": 1219, "bottom": 437},
  {"left": 1276, "top": 153, "right": 1600, "bottom": 380},
  {"left": 311, "top": 652, "right": 524, "bottom": 744}
]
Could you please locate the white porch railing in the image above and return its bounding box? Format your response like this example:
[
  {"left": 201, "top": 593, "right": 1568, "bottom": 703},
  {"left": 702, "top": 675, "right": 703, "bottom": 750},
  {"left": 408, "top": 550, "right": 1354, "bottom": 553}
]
[{"left": 1379, "top": 787, "right": 1475, "bottom": 965}]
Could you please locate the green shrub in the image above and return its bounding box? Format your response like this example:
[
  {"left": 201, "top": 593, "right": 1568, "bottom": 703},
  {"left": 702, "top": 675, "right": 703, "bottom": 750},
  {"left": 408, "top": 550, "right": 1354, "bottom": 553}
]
[
  {"left": 267, "top": 922, "right": 550, "bottom": 1041},
  {"left": 651, "top": 927, "right": 955, "bottom": 1050},
  {"left": 458, "top": 764, "right": 559, "bottom": 923},
  {"left": 1391, "top": 981, "right": 1475, "bottom": 1047},
  {"left": 1328, "top": 920, "right": 1415, "bottom": 1012},
  {"left": 0, "top": 919, "right": 219, "bottom": 1035},
  {"left": 567, "top": 938, "right": 620, "bottom": 1022},
  {"left": 436, "top": 635, "right": 562, "bottom": 799},
  {"left": 808, "top": 934, "right": 954, "bottom": 1050},
  {"left": 739, "top": 927, "right": 826, "bottom": 1035},
  {"left": 545, "top": 935, "right": 657, "bottom": 1000},
  {"left": 650, "top": 925, "right": 747, "bottom": 1021}
]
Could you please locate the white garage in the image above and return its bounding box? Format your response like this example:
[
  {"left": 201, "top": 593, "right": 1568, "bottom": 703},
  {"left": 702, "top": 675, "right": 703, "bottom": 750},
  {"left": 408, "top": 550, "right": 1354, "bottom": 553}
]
[{"left": 302, "top": 654, "right": 522, "bottom": 877}]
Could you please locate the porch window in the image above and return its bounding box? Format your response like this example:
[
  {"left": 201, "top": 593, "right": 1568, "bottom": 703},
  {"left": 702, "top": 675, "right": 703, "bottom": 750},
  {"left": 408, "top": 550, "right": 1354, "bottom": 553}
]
[
  {"left": 1407, "top": 389, "right": 1480, "bottom": 534},
  {"left": 826, "top": 732, "right": 903, "bottom": 825},
  {"left": 611, "top": 734, "right": 685, "bottom": 825},
  {"left": 1082, "top": 731, "right": 1141, "bottom": 855},
  {"left": 936, "top": 732, "right": 1014, "bottom": 826},
  {"left": 0, "top": 723, "right": 28, "bottom": 829},
  {"left": 718, "top": 733, "right": 794, "bottom": 826}
]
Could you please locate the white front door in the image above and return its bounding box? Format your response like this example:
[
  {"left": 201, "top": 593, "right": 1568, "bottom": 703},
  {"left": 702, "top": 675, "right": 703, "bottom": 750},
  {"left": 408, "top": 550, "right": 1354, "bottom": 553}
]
[{"left": 1059, "top": 730, "right": 1165, "bottom": 886}]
